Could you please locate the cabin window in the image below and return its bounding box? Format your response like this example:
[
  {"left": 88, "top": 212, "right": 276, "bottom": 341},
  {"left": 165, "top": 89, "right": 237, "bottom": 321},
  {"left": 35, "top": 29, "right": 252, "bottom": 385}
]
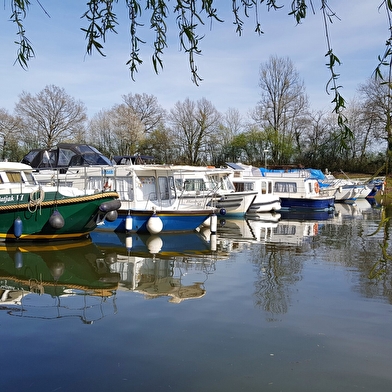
[
  {"left": 138, "top": 176, "right": 157, "bottom": 201},
  {"left": 24, "top": 172, "right": 36, "bottom": 184},
  {"left": 261, "top": 181, "right": 272, "bottom": 194},
  {"left": 274, "top": 181, "right": 297, "bottom": 193},
  {"left": 235, "top": 182, "right": 253, "bottom": 192},
  {"left": 234, "top": 182, "right": 243, "bottom": 192},
  {"left": 58, "top": 149, "right": 75, "bottom": 167},
  {"left": 5, "top": 171, "right": 23, "bottom": 183},
  {"left": 158, "top": 176, "right": 176, "bottom": 200},
  {"left": 184, "top": 178, "right": 207, "bottom": 192},
  {"left": 169, "top": 176, "right": 176, "bottom": 199}
]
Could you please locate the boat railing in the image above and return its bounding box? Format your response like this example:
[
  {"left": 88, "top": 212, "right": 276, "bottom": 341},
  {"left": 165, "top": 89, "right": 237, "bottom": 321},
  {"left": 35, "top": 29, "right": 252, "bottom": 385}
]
[{"left": 262, "top": 169, "right": 310, "bottom": 178}]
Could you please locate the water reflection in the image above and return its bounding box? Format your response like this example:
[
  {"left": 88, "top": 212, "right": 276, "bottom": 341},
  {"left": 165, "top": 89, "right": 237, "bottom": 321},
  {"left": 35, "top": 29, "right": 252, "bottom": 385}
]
[
  {"left": 3, "top": 200, "right": 392, "bottom": 391},
  {"left": 0, "top": 240, "right": 119, "bottom": 323},
  {"left": 91, "top": 231, "right": 220, "bottom": 303},
  {"left": 0, "top": 199, "right": 388, "bottom": 321},
  {"left": 214, "top": 200, "right": 388, "bottom": 319}
]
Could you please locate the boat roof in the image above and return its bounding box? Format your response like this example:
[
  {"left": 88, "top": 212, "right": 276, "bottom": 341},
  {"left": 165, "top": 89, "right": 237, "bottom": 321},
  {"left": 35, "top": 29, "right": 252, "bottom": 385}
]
[
  {"left": 0, "top": 161, "right": 33, "bottom": 171},
  {"left": 113, "top": 155, "right": 155, "bottom": 165},
  {"left": 21, "top": 143, "right": 113, "bottom": 169}
]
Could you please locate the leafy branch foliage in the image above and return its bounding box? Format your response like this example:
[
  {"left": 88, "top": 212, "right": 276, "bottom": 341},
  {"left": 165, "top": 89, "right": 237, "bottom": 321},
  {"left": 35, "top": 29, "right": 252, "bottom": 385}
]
[{"left": 8, "top": 2, "right": 341, "bottom": 93}]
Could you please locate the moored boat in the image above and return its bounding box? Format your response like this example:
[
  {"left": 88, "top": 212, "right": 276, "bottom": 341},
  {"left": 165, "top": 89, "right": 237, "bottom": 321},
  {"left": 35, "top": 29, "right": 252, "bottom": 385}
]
[
  {"left": 0, "top": 162, "right": 120, "bottom": 241},
  {"left": 260, "top": 167, "right": 335, "bottom": 211},
  {"left": 22, "top": 144, "right": 215, "bottom": 234},
  {"left": 173, "top": 165, "right": 257, "bottom": 217},
  {"left": 226, "top": 162, "right": 281, "bottom": 213}
]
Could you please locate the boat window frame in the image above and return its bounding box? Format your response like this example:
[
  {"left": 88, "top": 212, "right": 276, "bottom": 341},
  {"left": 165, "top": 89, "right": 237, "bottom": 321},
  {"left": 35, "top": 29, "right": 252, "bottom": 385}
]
[{"left": 274, "top": 181, "right": 297, "bottom": 193}]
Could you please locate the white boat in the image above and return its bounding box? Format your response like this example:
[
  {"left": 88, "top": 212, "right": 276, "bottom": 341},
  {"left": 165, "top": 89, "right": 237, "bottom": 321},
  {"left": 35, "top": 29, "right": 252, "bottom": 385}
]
[
  {"left": 320, "top": 174, "right": 372, "bottom": 202},
  {"left": 172, "top": 165, "right": 257, "bottom": 217},
  {"left": 226, "top": 162, "right": 281, "bottom": 213},
  {"left": 259, "top": 167, "right": 335, "bottom": 211},
  {"left": 22, "top": 144, "right": 216, "bottom": 234}
]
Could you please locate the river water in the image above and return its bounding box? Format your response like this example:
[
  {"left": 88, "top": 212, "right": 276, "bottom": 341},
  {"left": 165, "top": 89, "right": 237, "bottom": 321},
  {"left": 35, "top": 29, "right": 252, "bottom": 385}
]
[{"left": 1, "top": 199, "right": 391, "bottom": 391}]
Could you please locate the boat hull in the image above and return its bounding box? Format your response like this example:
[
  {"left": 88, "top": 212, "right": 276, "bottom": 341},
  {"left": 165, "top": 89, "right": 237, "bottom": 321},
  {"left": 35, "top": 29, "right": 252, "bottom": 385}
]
[
  {"left": 247, "top": 197, "right": 281, "bottom": 213},
  {"left": 206, "top": 192, "right": 257, "bottom": 217},
  {"left": 94, "top": 209, "right": 213, "bottom": 234},
  {"left": 280, "top": 197, "right": 335, "bottom": 211},
  {"left": 0, "top": 191, "right": 119, "bottom": 241}
]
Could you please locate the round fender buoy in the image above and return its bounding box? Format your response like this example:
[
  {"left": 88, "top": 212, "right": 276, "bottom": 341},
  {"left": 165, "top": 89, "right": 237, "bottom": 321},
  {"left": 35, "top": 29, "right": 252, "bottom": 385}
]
[
  {"left": 105, "top": 210, "right": 118, "bottom": 222},
  {"left": 49, "top": 262, "right": 65, "bottom": 281},
  {"left": 49, "top": 210, "right": 65, "bottom": 229},
  {"left": 219, "top": 208, "right": 227, "bottom": 216},
  {"left": 99, "top": 199, "right": 121, "bottom": 212},
  {"left": 146, "top": 214, "right": 163, "bottom": 234}
]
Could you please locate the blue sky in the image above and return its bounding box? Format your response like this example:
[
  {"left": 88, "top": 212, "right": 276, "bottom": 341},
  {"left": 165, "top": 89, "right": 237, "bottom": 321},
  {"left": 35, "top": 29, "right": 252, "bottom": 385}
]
[{"left": 0, "top": 1, "right": 388, "bottom": 119}]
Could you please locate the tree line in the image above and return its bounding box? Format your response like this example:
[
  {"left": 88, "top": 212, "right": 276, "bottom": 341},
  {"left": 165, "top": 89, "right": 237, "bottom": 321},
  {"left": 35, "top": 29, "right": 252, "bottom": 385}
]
[{"left": 0, "top": 56, "right": 388, "bottom": 174}]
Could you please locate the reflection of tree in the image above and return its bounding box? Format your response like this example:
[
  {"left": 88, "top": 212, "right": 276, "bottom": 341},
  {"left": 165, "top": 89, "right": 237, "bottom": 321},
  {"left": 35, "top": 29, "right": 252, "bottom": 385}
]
[
  {"left": 321, "top": 207, "right": 392, "bottom": 304},
  {"left": 359, "top": 205, "right": 392, "bottom": 303},
  {"left": 252, "top": 244, "right": 303, "bottom": 318}
]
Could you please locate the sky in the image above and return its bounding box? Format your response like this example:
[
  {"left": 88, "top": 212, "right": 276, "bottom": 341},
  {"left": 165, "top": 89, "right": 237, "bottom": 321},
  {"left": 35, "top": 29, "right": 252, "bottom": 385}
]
[{"left": 0, "top": 1, "right": 388, "bottom": 120}]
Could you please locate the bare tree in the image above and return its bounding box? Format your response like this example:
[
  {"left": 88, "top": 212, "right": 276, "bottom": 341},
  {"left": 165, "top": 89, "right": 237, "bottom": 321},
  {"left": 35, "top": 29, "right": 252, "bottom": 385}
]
[
  {"left": 358, "top": 77, "right": 390, "bottom": 147},
  {"left": 122, "top": 93, "right": 166, "bottom": 134},
  {"left": 0, "top": 108, "right": 22, "bottom": 160},
  {"left": 88, "top": 104, "right": 145, "bottom": 157},
  {"left": 111, "top": 103, "right": 145, "bottom": 155},
  {"left": 15, "top": 85, "right": 87, "bottom": 149},
  {"left": 87, "top": 109, "right": 116, "bottom": 156},
  {"left": 253, "top": 55, "right": 309, "bottom": 164},
  {"left": 170, "top": 97, "right": 221, "bottom": 165}
]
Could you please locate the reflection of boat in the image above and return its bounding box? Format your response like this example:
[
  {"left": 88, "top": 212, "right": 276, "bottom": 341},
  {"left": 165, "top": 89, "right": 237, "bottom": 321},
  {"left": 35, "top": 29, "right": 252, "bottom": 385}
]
[
  {"left": 0, "top": 240, "right": 120, "bottom": 323},
  {"left": 217, "top": 213, "right": 280, "bottom": 244},
  {"left": 0, "top": 162, "right": 120, "bottom": 241},
  {"left": 91, "top": 231, "right": 217, "bottom": 303},
  {"left": 90, "top": 230, "right": 214, "bottom": 257},
  {"left": 217, "top": 215, "right": 319, "bottom": 246},
  {"left": 279, "top": 209, "right": 335, "bottom": 221},
  {"left": 266, "top": 219, "right": 321, "bottom": 246},
  {"left": 23, "top": 144, "right": 215, "bottom": 234},
  {"left": 333, "top": 199, "right": 376, "bottom": 221}
]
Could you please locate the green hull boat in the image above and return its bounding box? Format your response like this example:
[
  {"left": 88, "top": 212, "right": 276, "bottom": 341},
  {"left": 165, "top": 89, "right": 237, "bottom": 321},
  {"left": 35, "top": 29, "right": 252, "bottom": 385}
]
[{"left": 0, "top": 162, "right": 120, "bottom": 241}]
